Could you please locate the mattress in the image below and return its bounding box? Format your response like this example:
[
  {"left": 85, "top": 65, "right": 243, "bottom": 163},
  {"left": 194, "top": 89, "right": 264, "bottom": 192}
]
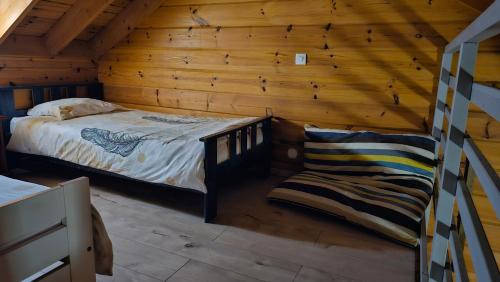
[
  {"left": 0, "top": 175, "right": 48, "bottom": 206},
  {"left": 8, "top": 110, "right": 263, "bottom": 193}
]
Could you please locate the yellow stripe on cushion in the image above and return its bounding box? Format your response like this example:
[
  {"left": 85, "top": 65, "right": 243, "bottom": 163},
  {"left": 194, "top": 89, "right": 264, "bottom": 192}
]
[{"left": 304, "top": 153, "right": 434, "bottom": 173}]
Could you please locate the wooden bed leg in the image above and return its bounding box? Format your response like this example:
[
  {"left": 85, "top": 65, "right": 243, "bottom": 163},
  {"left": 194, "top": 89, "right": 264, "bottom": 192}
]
[
  {"left": 5, "top": 152, "right": 19, "bottom": 170},
  {"left": 203, "top": 138, "right": 218, "bottom": 223},
  {"left": 258, "top": 118, "right": 272, "bottom": 178},
  {"left": 203, "top": 183, "right": 217, "bottom": 223}
]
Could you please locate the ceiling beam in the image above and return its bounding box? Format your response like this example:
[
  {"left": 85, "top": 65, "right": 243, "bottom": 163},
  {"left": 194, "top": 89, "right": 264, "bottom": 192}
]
[
  {"left": 0, "top": 0, "right": 40, "bottom": 45},
  {"left": 45, "top": 0, "right": 114, "bottom": 56},
  {"left": 90, "top": 0, "right": 164, "bottom": 59}
]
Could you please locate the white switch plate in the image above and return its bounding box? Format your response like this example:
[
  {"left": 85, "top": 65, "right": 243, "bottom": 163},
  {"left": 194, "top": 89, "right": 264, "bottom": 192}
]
[{"left": 295, "top": 53, "right": 307, "bottom": 65}]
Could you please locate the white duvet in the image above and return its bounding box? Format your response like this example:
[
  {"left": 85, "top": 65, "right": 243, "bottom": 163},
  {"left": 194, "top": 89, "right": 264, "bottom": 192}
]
[{"left": 7, "top": 110, "right": 260, "bottom": 193}]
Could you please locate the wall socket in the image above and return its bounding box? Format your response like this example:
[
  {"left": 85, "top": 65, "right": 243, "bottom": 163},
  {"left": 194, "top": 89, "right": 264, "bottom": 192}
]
[{"left": 295, "top": 53, "right": 307, "bottom": 65}]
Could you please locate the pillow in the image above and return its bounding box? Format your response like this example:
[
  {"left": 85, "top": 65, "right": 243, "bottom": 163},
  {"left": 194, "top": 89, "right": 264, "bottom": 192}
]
[
  {"left": 303, "top": 125, "right": 437, "bottom": 188},
  {"left": 268, "top": 126, "right": 437, "bottom": 247},
  {"left": 28, "top": 98, "right": 121, "bottom": 120}
]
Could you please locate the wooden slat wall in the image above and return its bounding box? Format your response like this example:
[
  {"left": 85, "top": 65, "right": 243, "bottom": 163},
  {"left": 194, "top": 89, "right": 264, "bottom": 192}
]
[
  {"left": 0, "top": 36, "right": 97, "bottom": 86},
  {"left": 98, "top": 0, "right": 499, "bottom": 171},
  {"left": 0, "top": 55, "right": 97, "bottom": 86}
]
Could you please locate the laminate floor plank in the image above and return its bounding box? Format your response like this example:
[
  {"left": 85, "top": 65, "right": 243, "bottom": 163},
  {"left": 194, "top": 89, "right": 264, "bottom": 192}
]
[
  {"left": 13, "top": 169, "right": 416, "bottom": 282},
  {"left": 94, "top": 196, "right": 302, "bottom": 282},
  {"left": 110, "top": 235, "right": 189, "bottom": 281},
  {"left": 96, "top": 265, "right": 161, "bottom": 282},
  {"left": 215, "top": 227, "right": 412, "bottom": 282},
  {"left": 166, "top": 260, "right": 262, "bottom": 282},
  {"left": 294, "top": 266, "right": 357, "bottom": 282}
]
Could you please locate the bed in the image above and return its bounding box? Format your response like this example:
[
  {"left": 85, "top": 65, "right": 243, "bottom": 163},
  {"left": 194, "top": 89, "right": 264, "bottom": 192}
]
[
  {"left": 0, "top": 176, "right": 104, "bottom": 282},
  {"left": 0, "top": 83, "right": 273, "bottom": 222}
]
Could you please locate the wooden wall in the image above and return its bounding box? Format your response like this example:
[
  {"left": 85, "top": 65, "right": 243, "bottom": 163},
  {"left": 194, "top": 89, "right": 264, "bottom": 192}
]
[
  {"left": 98, "top": 0, "right": 499, "bottom": 170},
  {"left": 0, "top": 35, "right": 97, "bottom": 86}
]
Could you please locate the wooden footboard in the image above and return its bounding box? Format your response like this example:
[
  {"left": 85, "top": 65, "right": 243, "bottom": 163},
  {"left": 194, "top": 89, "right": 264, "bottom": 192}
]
[
  {"left": 0, "top": 177, "right": 95, "bottom": 282},
  {"left": 200, "top": 116, "right": 273, "bottom": 222}
]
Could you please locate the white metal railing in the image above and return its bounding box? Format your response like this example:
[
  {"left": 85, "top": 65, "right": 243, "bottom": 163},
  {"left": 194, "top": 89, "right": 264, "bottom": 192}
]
[{"left": 426, "top": 1, "right": 500, "bottom": 282}]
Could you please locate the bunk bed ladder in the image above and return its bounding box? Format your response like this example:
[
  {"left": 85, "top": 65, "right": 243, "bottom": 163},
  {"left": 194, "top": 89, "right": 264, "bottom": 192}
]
[{"left": 427, "top": 2, "right": 500, "bottom": 282}]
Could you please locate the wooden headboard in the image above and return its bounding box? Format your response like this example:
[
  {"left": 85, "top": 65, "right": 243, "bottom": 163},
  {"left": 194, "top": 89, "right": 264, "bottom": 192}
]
[{"left": 0, "top": 83, "right": 103, "bottom": 139}]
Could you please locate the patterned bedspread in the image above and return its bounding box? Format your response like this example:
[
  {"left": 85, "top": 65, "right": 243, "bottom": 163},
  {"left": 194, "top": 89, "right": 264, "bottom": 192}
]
[{"left": 7, "top": 110, "right": 259, "bottom": 193}]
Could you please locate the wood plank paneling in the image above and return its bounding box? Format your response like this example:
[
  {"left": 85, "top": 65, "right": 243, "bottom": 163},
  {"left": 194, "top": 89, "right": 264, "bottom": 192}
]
[
  {"left": 12, "top": 0, "right": 73, "bottom": 37},
  {"left": 98, "top": 0, "right": 499, "bottom": 172},
  {"left": 122, "top": 24, "right": 462, "bottom": 50},
  {"left": 0, "top": 0, "right": 40, "bottom": 44},
  {"left": 104, "top": 85, "right": 430, "bottom": 130},
  {"left": 76, "top": 0, "right": 133, "bottom": 41},
  {"left": 91, "top": 0, "right": 164, "bottom": 59},
  {"left": 11, "top": 0, "right": 131, "bottom": 42},
  {"left": 139, "top": 0, "right": 477, "bottom": 28},
  {"left": 100, "top": 48, "right": 439, "bottom": 83},
  {"left": 0, "top": 36, "right": 98, "bottom": 86}
]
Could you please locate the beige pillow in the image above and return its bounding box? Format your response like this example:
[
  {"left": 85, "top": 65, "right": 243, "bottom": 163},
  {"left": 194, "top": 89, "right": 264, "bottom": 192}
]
[{"left": 28, "top": 98, "right": 121, "bottom": 120}]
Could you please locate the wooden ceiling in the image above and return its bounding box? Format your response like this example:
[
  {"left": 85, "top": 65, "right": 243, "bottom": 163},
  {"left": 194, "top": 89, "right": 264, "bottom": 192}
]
[
  {"left": 13, "top": 0, "right": 131, "bottom": 41},
  {"left": 0, "top": 0, "right": 163, "bottom": 58},
  {"left": 0, "top": 0, "right": 495, "bottom": 59}
]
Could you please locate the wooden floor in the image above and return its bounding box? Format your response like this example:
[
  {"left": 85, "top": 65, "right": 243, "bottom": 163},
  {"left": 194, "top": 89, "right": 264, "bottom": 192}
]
[{"left": 14, "top": 169, "right": 416, "bottom": 282}]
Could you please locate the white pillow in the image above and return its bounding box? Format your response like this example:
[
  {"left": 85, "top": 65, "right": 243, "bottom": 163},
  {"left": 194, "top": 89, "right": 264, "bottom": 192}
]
[{"left": 27, "top": 98, "right": 121, "bottom": 120}]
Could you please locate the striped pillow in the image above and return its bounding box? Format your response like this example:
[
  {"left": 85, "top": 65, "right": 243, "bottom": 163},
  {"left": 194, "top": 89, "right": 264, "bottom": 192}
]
[
  {"left": 304, "top": 125, "right": 436, "bottom": 187},
  {"left": 268, "top": 126, "right": 437, "bottom": 247}
]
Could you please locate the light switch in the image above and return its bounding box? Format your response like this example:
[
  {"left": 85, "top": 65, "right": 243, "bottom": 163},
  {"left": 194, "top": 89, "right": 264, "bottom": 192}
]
[{"left": 295, "top": 53, "right": 307, "bottom": 65}]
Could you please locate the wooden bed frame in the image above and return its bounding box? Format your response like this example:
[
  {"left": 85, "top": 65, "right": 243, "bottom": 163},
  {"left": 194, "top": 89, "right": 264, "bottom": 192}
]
[
  {"left": 0, "top": 83, "right": 273, "bottom": 223},
  {"left": 0, "top": 177, "right": 95, "bottom": 282}
]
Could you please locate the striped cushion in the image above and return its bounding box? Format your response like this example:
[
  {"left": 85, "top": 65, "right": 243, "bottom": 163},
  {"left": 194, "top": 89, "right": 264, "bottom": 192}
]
[
  {"left": 304, "top": 125, "right": 436, "bottom": 184},
  {"left": 268, "top": 171, "right": 429, "bottom": 246},
  {"left": 268, "top": 126, "right": 437, "bottom": 247}
]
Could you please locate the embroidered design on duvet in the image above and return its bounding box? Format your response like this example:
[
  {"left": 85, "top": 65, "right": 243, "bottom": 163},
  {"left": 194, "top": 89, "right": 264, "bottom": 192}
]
[
  {"left": 142, "top": 116, "right": 202, "bottom": 124},
  {"left": 81, "top": 128, "right": 149, "bottom": 157}
]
